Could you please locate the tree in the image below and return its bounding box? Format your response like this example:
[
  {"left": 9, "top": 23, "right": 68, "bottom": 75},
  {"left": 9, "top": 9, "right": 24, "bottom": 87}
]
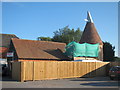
[
  {"left": 37, "top": 37, "right": 52, "bottom": 41},
  {"left": 103, "top": 42, "right": 115, "bottom": 61},
  {"left": 52, "top": 26, "right": 82, "bottom": 44}
]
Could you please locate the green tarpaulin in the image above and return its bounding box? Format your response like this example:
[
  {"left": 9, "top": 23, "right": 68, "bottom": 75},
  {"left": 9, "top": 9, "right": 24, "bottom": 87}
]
[{"left": 65, "top": 41, "right": 99, "bottom": 57}]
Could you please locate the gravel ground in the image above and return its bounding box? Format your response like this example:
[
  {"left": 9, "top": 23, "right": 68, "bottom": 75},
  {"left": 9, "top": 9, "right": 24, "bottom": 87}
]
[{"left": 1, "top": 76, "right": 119, "bottom": 88}]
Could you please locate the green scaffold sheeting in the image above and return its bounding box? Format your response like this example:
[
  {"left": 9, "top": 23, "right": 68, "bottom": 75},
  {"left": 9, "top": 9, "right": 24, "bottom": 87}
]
[{"left": 64, "top": 41, "right": 99, "bottom": 57}]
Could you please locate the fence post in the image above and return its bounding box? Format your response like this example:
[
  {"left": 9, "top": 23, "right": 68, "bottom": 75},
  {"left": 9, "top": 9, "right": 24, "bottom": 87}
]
[
  {"left": 20, "top": 61, "right": 25, "bottom": 82},
  {"left": 32, "top": 61, "right": 34, "bottom": 81}
]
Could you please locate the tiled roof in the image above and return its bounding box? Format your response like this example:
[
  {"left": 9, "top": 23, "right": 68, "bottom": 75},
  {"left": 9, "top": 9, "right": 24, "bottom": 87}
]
[
  {"left": 0, "top": 47, "right": 8, "bottom": 58},
  {"left": 11, "top": 38, "right": 70, "bottom": 60},
  {"left": 0, "top": 34, "right": 19, "bottom": 58},
  {"left": 79, "top": 22, "right": 103, "bottom": 45},
  {"left": 0, "top": 34, "right": 19, "bottom": 47}
]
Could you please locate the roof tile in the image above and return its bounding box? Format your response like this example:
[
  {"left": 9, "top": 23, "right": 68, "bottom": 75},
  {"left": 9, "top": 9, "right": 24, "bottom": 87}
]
[
  {"left": 80, "top": 22, "right": 103, "bottom": 45},
  {"left": 11, "top": 38, "right": 69, "bottom": 60}
]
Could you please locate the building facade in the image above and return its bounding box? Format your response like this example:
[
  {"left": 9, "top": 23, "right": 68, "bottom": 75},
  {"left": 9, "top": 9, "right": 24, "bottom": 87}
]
[{"left": 79, "top": 11, "right": 103, "bottom": 61}]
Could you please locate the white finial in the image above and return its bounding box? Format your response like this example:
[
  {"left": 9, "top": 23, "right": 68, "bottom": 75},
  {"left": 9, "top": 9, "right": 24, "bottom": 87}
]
[{"left": 84, "top": 11, "right": 94, "bottom": 23}]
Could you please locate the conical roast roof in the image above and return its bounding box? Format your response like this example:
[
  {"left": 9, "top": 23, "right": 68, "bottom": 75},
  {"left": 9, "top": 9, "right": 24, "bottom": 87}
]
[{"left": 80, "top": 11, "right": 103, "bottom": 45}]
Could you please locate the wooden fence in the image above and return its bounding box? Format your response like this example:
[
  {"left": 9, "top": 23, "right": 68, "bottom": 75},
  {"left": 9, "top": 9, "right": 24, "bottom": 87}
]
[{"left": 12, "top": 61, "right": 111, "bottom": 82}]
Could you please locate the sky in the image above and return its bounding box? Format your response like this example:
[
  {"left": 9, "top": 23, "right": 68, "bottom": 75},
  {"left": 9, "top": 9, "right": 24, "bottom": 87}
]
[{"left": 2, "top": 2, "right": 118, "bottom": 56}]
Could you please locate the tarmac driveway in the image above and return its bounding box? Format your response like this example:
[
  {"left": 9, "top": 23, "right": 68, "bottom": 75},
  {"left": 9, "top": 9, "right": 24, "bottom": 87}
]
[{"left": 1, "top": 76, "right": 119, "bottom": 88}]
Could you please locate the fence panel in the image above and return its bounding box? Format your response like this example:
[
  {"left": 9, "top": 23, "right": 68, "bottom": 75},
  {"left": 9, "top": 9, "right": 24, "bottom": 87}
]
[
  {"left": 96, "top": 62, "right": 109, "bottom": 76},
  {"left": 73, "top": 62, "right": 78, "bottom": 77},
  {"left": 79, "top": 62, "right": 88, "bottom": 77},
  {"left": 58, "top": 61, "right": 65, "bottom": 79},
  {"left": 52, "top": 61, "right": 58, "bottom": 79},
  {"left": 34, "top": 61, "right": 45, "bottom": 80},
  {"left": 12, "top": 61, "right": 112, "bottom": 82},
  {"left": 67, "top": 62, "right": 73, "bottom": 78},
  {"left": 64, "top": 62, "right": 68, "bottom": 78},
  {"left": 89, "top": 62, "right": 96, "bottom": 77},
  {"left": 24, "top": 61, "right": 34, "bottom": 81},
  {"left": 44, "top": 61, "right": 51, "bottom": 79},
  {"left": 12, "top": 62, "right": 21, "bottom": 81},
  {"left": 84, "top": 62, "right": 90, "bottom": 77}
]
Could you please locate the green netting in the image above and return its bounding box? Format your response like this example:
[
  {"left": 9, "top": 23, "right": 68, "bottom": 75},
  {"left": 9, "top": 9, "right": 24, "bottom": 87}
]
[
  {"left": 64, "top": 41, "right": 75, "bottom": 57},
  {"left": 86, "top": 43, "right": 99, "bottom": 57},
  {"left": 73, "top": 43, "right": 86, "bottom": 57},
  {"left": 64, "top": 41, "right": 99, "bottom": 57}
]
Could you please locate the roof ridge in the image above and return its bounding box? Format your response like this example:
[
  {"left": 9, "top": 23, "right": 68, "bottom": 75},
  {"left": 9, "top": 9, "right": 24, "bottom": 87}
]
[
  {"left": 12, "top": 38, "right": 66, "bottom": 45},
  {"left": 0, "top": 33, "right": 16, "bottom": 36}
]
